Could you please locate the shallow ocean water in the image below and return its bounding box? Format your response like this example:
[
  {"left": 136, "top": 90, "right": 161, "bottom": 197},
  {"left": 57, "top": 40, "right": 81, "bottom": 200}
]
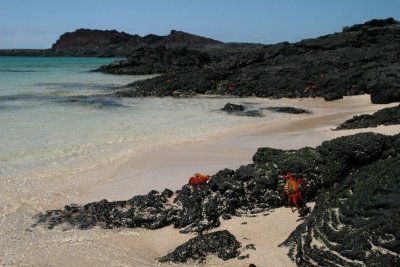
[{"left": 0, "top": 57, "right": 287, "bottom": 183}]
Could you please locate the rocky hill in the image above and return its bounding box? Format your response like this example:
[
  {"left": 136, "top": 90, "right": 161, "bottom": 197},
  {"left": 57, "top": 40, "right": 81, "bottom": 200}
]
[
  {"left": 111, "top": 18, "right": 400, "bottom": 104},
  {"left": 52, "top": 29, "right": 140, "bottom": 49},
  {"left": 0, "top": 29, "right": 221, "bottom": 57}
]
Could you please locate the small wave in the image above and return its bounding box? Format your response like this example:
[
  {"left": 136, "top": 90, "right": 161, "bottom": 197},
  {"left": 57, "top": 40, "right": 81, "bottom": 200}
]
[
  {"left": 0, "top": 93, "right": 122, "bottom": 108},
  {"left": 35, "top": 82, "right": 119, "bottom": 91},
  {"left": 0, "top": 94, "right": 40, "bottom": 102},
  {"left": 0, "top": 69, "right": 37, "bottom": 73},
  {"left": 57, "top": 96, "right": 123, "bottom": 108}
]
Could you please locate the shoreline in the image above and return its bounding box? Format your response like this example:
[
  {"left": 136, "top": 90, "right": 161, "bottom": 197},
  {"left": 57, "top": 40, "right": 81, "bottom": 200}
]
[
  {"left": 77, "top": 94, "right": 399, "bottom": 203},
  {"left": 1, "top": 94, "right": 399, "bottom": 267}
]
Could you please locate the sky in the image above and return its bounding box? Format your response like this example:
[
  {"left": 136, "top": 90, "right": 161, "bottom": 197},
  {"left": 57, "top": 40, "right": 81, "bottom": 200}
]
[{"left": 1, "top": 0, "right": 399, "bottom": 49}]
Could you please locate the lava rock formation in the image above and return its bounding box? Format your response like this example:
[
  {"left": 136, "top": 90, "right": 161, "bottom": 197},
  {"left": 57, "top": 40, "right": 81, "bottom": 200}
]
[
  {"left": 158, "top": 230, "right": 241, "bottom": 263},
  {"left": 334, "top": 104, "right": 400, "bottom": 130}
]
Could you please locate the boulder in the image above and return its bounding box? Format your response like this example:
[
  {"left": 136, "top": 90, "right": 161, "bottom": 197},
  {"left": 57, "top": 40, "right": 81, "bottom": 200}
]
[
  {"left": 221, "top": 103, "right": 245, "bottom": 112},
  {"left": 220, "top": 103, "right": 264, "bottom": 117},
  {"left": 158, "top": 230, "right": 241, "bottom": 263}
]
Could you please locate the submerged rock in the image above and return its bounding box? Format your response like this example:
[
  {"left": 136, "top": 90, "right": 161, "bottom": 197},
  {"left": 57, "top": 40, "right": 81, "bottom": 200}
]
[
  {"left": 220, "top": 103, "right": 264, "bottom": 117},
  {"left": 221, "top": 103, "right": 245, "bottom": 112},
  {"left": 158, "top": 230, "right": 241, "bottom": 263},
  {"left": 334, "top": 104, "right": 400, "bottom": 130},
  {"left": 265, "top": 106, "right": 312, "bottom": 114}
]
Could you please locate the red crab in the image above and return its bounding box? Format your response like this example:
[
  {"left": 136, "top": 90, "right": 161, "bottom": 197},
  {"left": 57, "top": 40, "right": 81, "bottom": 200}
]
[
  {"left": 188, "top": 173, "right": 210, "bottom": 187},
  {"left": 282, "top": 171, "right": 304, "bottom": 212}
]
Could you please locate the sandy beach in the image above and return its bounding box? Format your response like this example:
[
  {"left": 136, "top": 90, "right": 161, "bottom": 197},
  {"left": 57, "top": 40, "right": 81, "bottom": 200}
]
[
  {"left": 1, "top": 95, "right": 399, "bottom": 266},
  {"left": 78, "top": 95, "right": 400, "bottom": 202}
]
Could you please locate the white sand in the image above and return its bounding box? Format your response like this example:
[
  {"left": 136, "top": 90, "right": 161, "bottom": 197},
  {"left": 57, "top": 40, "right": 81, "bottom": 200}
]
[
  {"left": 78, "top": 95, "right": 399, "bottom": 202},
  {"left": 1, "top": 95, "right": 399, "bottom": 267}
]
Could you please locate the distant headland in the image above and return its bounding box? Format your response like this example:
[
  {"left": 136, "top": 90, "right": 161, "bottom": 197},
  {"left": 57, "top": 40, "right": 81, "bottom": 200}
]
[{"left": 0, "top": 28, "right": 222, "bottom": 57}]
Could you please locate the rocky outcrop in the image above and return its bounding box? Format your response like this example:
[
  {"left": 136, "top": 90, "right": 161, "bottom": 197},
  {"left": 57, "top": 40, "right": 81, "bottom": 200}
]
[
  {"left": 334, "top": 105, "right": 400, "bottom": 130},
  {"left": 33, "top": 133, "right": 399, "bottom": 231},
  {"left": 160, "top": 30, "right": 221, "bottom": 46},
  {"left": 158, "top": 230, "right": 241, "bottom": 263},
  {"left": 0, "top": 29, "right": 221, "bottom": 57},
  {"left": 33, "top": 132, "right": 400, "bottom": 265},
  {"left": 52, "top": 29, "right": 140, "bottom": 50},
  {"left": 113, "top": 18, "right": 400, "bottom": 103},
  {"left": 98, "top": 46, "right": 212, "bottom": 74},
  {"left": 221, "top": 103, "right": 245, "bottom": 113},
  {"left": 281, "top": 156, "right": 400, "bottom": 266}
]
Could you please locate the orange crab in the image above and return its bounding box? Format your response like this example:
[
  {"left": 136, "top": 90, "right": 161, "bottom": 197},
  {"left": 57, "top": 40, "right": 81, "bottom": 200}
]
[
  {"left": 188, "top": 173, "right": 210, "bottom": 187},
  {"left": 282, "top": 171, "right": 304, "bottom": 212}
]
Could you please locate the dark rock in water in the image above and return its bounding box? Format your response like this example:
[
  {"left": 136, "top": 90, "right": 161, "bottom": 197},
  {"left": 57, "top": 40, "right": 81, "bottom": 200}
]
[
  {"left": 221, "top": 103, "right": 245, "bottom": 112},
  {"left": 221, "top": 103, "right": 264, "bottom": 117},
  {"left": 243, "top": 110, "right": 264, "bottom": 117},
  {"left": 281, "top": 156, "right": 400, "bottom": 267},
  {"left": 265, "top": 106, "right": 311, "bottom": 114},
  {"left": 334, "top": 105, "right": 400, "bottom": 130},
  {"left": 60, "top": 96, "right": 123, "bottom": 108},
  {"left": 158, "top": 230, "right": 241, "bottom": 263}
]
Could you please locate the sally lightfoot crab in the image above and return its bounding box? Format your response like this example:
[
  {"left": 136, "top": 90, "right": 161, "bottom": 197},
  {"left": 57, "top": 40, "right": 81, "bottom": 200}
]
[{"left": 282, "top": 171, "right": 304, "bottom": 212}]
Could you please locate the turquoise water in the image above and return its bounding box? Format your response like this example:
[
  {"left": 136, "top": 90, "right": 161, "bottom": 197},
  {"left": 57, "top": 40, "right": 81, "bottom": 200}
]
[{"left": 0, "top": 57, "right": 275, "bottom": 181}]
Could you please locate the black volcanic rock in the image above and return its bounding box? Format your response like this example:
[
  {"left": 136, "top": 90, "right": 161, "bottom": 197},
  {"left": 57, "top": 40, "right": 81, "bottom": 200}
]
[
  {"left": 265, "top": 106, "right": 311, "bottom": 114},
  {"left": 33, "top": 133, "right": 400, "bottom": 265},
  {"left": 221, "top": 103, "right": 245, "bottom": 112},
  {"left": 0, "top": 29, "right": 222, "bottom": 57},
  {"left": 160, "top": 30, "right": 222, "bottom": 46},
  {"left": 33, "top": 133, "right": 400, "bottom": 234},
  {"left": 158, "top": 230, "right": 241, "bottom": 263},
  {"left": 111, "top": 18, "right": 400, "bottom": 103},
  {"left": 52, "top": 29, "right": 139, "bottom": 50},
  {"left": 335, "top": 105, "right": 400, "bottom": 130},
  {"left": 281, "top": 156, "right": 400, "bottom": 267},
  {"left": 220, "top": 103, "right": 264, "bottom": 117},
  {"left": 371, "top": 85, "right": 400, "bottom": 104},
  {"left": 98, "top": 46, "right": 212, "bottom": 74}
]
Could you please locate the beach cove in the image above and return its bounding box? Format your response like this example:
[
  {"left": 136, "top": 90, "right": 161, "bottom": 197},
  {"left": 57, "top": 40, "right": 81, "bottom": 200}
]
[
  {"left": 1, "top": 18, "right": 400, "bottom": 265},
  {"left": 1, "top": 73, "right": 398, "bottom": 266}
]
